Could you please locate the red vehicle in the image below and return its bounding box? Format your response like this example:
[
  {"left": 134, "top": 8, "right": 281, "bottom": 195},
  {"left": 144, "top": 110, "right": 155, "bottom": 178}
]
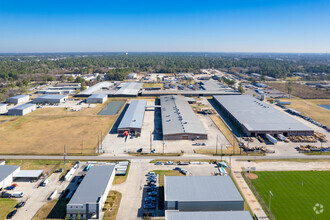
[
  {"left": 123, "top": 131, "right": 128, "bottom": 137},
  {"left": 11, "top": 184, "right": 18, "bottom": 187}
]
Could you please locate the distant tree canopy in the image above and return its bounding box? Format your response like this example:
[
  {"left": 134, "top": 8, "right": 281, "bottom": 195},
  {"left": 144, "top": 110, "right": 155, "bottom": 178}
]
[{"left": 105, "top": 68, "right": 131, "bottom": 81}]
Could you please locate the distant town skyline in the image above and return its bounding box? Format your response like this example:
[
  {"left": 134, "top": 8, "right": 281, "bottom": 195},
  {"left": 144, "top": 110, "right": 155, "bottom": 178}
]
[{"left": 0, "top": 0, "right": 329, "bottom": 53}]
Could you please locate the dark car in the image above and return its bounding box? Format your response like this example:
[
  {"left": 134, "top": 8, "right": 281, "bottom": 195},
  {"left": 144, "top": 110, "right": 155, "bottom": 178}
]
[
  {"left": 137, "top": 148, "right": 143, "bottom": 153},
  {"left": 16, "top": 201, "right": 25, "bottom": 208},
  {"left": 7, "top": 209, "right": 17, "bottom": 219},
  {"left": 5, "top": 186, "right": 15, "bottom": 190}
]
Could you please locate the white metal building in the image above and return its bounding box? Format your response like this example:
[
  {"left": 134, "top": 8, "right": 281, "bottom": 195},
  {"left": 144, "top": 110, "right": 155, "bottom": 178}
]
[
  {"left": 126, "top": 73, "right": 137, "bottom": 79},
  {"left": 0, "top": 103, "right": 7, "bottom": 113},
  {"left": 8, "top": 103, "right": 37, "bottom": 116},
  {"left": 32, "top": 95, "right": 68, "bottom": 104},
  {"left": 165, "top": 211, "right": 253, "bottom": 220},
  {"left": 0, "top": 165, "right": 20, "bottom": 190},
  {"left": 67, "top": 165, "right": 115, "bottom": 219},
  {"left": 165, "top": 176, "right": 244, "bottom": 212},
  {"left": 86, "top": 94, "right": 108, "bottom": 104},
  {"left": 6, "top": 95, "right": 30, "bottom": 104}
]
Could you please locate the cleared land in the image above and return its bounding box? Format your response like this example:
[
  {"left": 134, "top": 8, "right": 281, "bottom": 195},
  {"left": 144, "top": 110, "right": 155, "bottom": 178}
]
[
  {"left": 278, "top": 98, "right": 330, "bottom": 127},
  {"left": 249, "top": 171, "right": 330, "bottom": 220},
  {"left": 268, "top": 82, "right": 330, "bottom": 99},
  {"left": 103, "top": 190, "right": 122, "bottom": 220},
  {"left": 0, "top": 198, "right": 17, "bottom": 220},
  {"left": 0, "top": 99, "right": 125, "bottom": 155}
]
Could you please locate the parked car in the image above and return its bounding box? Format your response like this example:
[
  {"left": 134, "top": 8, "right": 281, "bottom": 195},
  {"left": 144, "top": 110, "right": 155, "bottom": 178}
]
[
  {"left": 6, "top": 209, "right": 17, "bottom": 219},
  {"left": 173, "top": 167, "right": 181, "bottom": 171},
  {"left": 165, "top": 161, "right": 174, "bottom": 165},
  {"left": 11, "top": 184, "right": 18, "bottom": 187},
  {"left": 16, "top": 201, "right": 25, "bottom": 208},
  {"left": 1, "top": 192, "right": 11, "bottom": 198},
  {"left": 146, "top": 172, "right": 155, "bottom": 176},
  {"left": 155, "top": 162, "right": 163, "bottom": 165},
  {"left": 12, "top": 192, "right": 24, "bottom": 198},
  {"left": 180, "top": 169, "right": 188, "bottom": 175},
  {"left": 5, "top": 186, "right": 15, "bottom": 190},
  {"left": 137, "top": 148, "right": 143, "bottom": 153}
]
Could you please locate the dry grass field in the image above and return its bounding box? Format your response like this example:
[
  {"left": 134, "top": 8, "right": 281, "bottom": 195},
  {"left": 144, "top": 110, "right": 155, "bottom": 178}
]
[
  {"left": 279, "top": 98, "right": 330, "bottom": 127},
  {"left": 268, "top": 82, "right": 330, "bottom": 99},
  {"left": 0, "top": 99, "right": 126, "bottom": 155}
]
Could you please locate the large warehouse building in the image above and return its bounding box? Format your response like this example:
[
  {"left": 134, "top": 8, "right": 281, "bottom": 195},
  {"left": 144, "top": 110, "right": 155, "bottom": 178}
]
[
  {"left": 86, "top": 94, "right": 108, "bottom": 104},
  {"left": 165, "top": 176, "right": 244, "bottom": 212},
  {"left": 0, "top": 165, "right": 20, "bottom": 190},
  {"left": 117, "top": 100, "right": 147, "bottom": 135},
  {"left": 160, "top": 95, "right": 207, "bottom": 140},
  {"left": 6, "top": 94, "right": 29, "bottom": 104},
  {"left": 8, "top": 103, "right": 36, "bottom": 116},
  {"left": 213, "top": 95, "right": 314, "bottom": 137},
  {"left": 32, "top": 95, "right": 68, "bottom": 104},
  {"left": 165, "top": 211, "right": 252, "bottom": 220},
  {"left": 67, "top": 165, "right": 115, "bottom": 219}
]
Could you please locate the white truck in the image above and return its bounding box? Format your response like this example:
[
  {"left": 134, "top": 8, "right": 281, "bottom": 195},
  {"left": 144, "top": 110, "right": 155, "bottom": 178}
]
[
  {"left": 12, "top": 192, "right": 24, "bottom": 198},
  {"left": 41, "top": 179, "right": 49, "bottom": 186}
]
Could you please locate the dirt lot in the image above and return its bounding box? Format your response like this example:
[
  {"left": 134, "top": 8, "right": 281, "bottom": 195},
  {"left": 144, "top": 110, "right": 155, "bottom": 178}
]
[
  {"left": 0, "top": 101, "right": 120, "bottom": 155},
  {"left": 268, "top": 82, "right": 330, "bottom": 99},
  {"left": 278, "top": 98, "right": 330, "bottom": 127}
]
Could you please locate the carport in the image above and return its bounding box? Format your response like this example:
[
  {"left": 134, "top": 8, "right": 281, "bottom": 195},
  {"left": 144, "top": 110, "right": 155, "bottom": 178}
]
[{"left": 13, "top": 170, "right": 43, "bottom": 181}]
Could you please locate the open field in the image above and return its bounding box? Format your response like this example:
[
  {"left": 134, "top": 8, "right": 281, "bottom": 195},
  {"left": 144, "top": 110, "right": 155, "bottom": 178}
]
[
  {"left": 248, "top": 171, "right": 330, "bottom": 220},
  {"left": 103, "top": 190, "right": 122, "bottom": 220},
  {"left": 0, "top": 198, "right": 17, "bottom": 220},
  {"left": 0, "top": 100, "right": 123, "bottom": 155},
  {"left": 237, "top": 158, "right": 330, "bottom": 163},
  {"left": 32, "top": 199, "right": 69, "bottom": 220},
  {"left": 278, "top": 98, "right": 330, "bottom": 127},
  {"left": 268, "top": 82, "right": 330, "bottom": 99}
]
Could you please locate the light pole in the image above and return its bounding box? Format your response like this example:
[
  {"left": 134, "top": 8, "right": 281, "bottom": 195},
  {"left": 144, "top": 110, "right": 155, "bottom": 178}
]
[{"left": 269, "top": 190, "right": 273, "bottom": 212}]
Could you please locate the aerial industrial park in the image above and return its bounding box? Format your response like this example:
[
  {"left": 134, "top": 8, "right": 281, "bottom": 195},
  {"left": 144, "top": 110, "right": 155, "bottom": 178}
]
[{"left": 0, "top": 66, "right": 329, "bottom": 220}]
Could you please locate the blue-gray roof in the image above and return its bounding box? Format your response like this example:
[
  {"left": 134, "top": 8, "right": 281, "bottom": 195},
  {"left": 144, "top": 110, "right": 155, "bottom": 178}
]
[
  {"left": 165, "top": 176, "right": 243, "bottom": 202},
  {"left": 7, "top": 95, "right": 29, "bottom": 100},
  {"left": 214, "top": 95, "right": 313, "bottom": 132},
  {"left": 115, "top": 82, "right": 143, "bottom": 96},
  {"left": 68, "top": 165, "right": 115, "bottom": 205},
  {"left": 0, "top": 165, "right": 20, "bottom": 182},
  {"left": 11, "top": 103, "right": 36, "bottom": 110},
  {"left": 160, "top": 95, "right": 206, "bottom": 136},
  {"left": 118, "top": 100, "right": 147, "bottom": 129},
  {"left": 87, "top": 94, "right": 108, "bottom": 99},
  {"left": 165, "top": 211, "right": 253, "bottom": 220},
  {"left": 78, "top": 81, "right": 113, "bottom": 95}
]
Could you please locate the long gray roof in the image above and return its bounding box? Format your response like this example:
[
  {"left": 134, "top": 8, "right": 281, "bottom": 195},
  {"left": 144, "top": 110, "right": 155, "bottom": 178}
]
[
  {"left": 10, "top": 103, "right": 36, "bottom": 110},
  {"left": 68, "top": 165, "right": 115, "bottom": 205},
  {"left": 115, "top": 82, "right": 143, "bottom": 96},
  {"left": 165, "top": 176, "right": 243, "bottom": 202},
  {"left": 7, "top": 94, "right": 29, "bottom": 100},
  {"left": 78, "top": 81, "right": 113, "bottom": 95},
  {"left": 214, "top": 95, "right": 313, "bottom": 132},
  {"left": 160, "top": 95, "right": 206, "bottom": 136},
  {"left": 33, "top": 94, "right": 67, "bottom": 101},
  {"left": 87, "top": 94, "right": 108, "bottom": 99},
  {"left": 165, "top": 211, "right": 253, "bottom": 220},
  {"left": 0, "top": 165, "right": 20, "bottom": 182},
  {"left": 118, "top": 100, "right": 147, "bottom": 129},
  {"left": 200, "top": 80, "right": 231, "bottom": 91}
]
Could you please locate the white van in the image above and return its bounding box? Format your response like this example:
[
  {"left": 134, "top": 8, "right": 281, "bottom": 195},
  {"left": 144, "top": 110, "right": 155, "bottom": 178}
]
[
  {"left": 12, "top": 192, "right": 24, "bottom": 198},
  {"left": 41, "top": 179, "right": 49, "bottom": 186}
]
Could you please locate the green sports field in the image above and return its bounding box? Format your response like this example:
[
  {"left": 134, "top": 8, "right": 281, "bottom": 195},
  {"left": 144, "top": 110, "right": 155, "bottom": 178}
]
[{"left": 249, "top": 171, "right": 330, "bottom": 220}]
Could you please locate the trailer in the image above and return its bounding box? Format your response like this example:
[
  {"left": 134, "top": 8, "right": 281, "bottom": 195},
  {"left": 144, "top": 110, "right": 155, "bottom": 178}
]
[
  {"left": 48, "top": 190, "right": 57, "bottom": 200},
  {"left": 277, "top": 134, "right": 286, "bottom": 141},
  {"left": 266, "top": 134, "right": 277, "bottom": 144},
  {"left": 84, "top": 164, "right": 92, "bottom": 171}
]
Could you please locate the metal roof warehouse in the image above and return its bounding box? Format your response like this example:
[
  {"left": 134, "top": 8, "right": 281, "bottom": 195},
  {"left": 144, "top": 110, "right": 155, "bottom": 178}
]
[
  {"left": 7, "top": 103, "right": 36, "bottom": 116},
  {"left": 165, "top": 211, "right": 253, "bottom": 220},
  {"left": 213, "top": 95, "right": 314, "bottom": 137},
  {"left": 115, "top": 82, "right": 143, "bottom": 96},
  {"left": 117, "top": 100, "right": 147, "bottom": 135},
  {"left": 32, "top": 95, "right": 68, "bottom": 104},
  {"left": 160, "top": 95, "right": 207, "bottom": 140}
]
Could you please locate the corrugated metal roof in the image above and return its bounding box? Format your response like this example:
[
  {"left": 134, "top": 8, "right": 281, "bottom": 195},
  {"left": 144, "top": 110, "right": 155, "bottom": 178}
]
[
  {"left": 34, "top": 95, "right": 68, "bottom": 100},
  {"left": 78, "top": 82, "right": 113, "bottom": 95},
  {"left": 160, "top": 95, "right": 206, "bottom": 136},
  {"left": 13, "top": 170, "right": 43, "bottom": 178},
  {"left": 200, "top": 80, "right": 231, "bottom": 91},
  {"left": 214, "top": 95, "right": 313, "bottom": 132},
  {"left": 118, "top": 100, "right": 147, "bottom": 129},
  {"left": 165, "top": 176, "right": 243, "bottom": 202},
  {"left": 115, "top": 82, "right": 143, "bottom": 96},
  {"left": 87, "top": 94, "right": 108, "bottom": 99},
  {"left": 165, "top": 211, "right": 253, "bottom": 220},
  {"left": 7, "top": 95, "right": 29, "bottom": 100},
  {"left": 68, "top": 165, "right": 115, "bottom": 205},
  {"left": 11, "top": 103, "right": 36, "bottom": 110},
  {"left": 0, "top": 165, "right": 20, "bottom": 182}
]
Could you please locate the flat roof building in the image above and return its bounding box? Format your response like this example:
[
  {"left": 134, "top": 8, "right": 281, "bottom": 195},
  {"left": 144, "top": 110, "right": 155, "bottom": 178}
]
[
  {"left": 165, "top": 211, "right": 252, "bottom": 220},
  {"left": 160, "top": 95, "right": 207, "bottom": 140},
  {"left": 6, "top": 94, "right": 29, "bottom": 104},
  {"left": 0, "top": 165, "right": 20, "bottom": 190},
  {"left": 32, "top": 95, "right": 68, "bottom": 104},
  {"left": 86, "top": 94, "right": 108, "bottom": 104},
  {"left": 115, "top": 82, "right": 143, "bottom": 96},
  {"left": 213, "top": 95, "right": 314, "bottom": 137},
  {"left": 0, "top": 103, "right": 7, "bottom": 113},
  {"left": 118, "top": 100, "right": 147, "bottom": 135},
  {"left": 77, "top": 81, "right": 113, "bottom": 96},
  {"left": 8, "top": 103, "right": 36, "bottom": 116},
  {"left": 165, "top": 176, "right": 244, "bottom": 212},
  {"left": 67, "top": 165, "right": 115, "bottom": 219},
  {"left": 126, "top": 73, "right": 137, "bottom": 79}
]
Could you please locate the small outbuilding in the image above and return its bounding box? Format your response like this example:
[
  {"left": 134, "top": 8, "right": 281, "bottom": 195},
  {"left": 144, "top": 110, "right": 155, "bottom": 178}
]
[
  {"left": 0, "top": 103, "right": 7, "bottom": 113},
  {"left": 126, "top": 73, "right": 137, "bottom": 79},
  {"left": 165, "top": 176, "right": 244, "bottom": 212},
  {"left": 32, "top": 95, "right": 68, "bottom": 104},
  {"left": 6, "top": 95, "right": 30, "bottom": 104},
  {"left": 8, "top": 103, "right": 36, "bottom": 116},
  {"left": 86, "top": 94, "right": 108, "bottom": 104}
]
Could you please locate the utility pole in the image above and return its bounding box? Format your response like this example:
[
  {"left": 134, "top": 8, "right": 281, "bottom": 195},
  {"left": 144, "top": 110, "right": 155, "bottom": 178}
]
[
  {"left": 229, "top": 154, "right": 232, "bottom": 175},
  {"left": 163, "top": 140, "right": 165, "bottom": 154},
  {"left": 98, "top": 134, "right": 100, "bottom": 154},
  {"left": 269, "top": 191, "right": 273, "bottom": 211},
  {"left": 220, "top": 144, "right": 223, "bottom": 162},
  {"left": 81, "top": 135, "right": 83, "bottom": 155},
  {"left": 232, "top": 135, "right": 235, "bottom": 155},
  {"left": 216, "top": 135, "right": 218, "bottom": 155},
  {"left": 101, "top": 131, "right": 103, "bottom": 150},
  {"left": 63, "top": 145, "right": 66, "bottom": 165},
  {"left": 150, "top": 131, "right": 152, "bottom": 152}
]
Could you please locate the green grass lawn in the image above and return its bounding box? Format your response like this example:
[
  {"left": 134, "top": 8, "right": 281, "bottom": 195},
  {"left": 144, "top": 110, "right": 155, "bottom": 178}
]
[
  {"left": 250, "top": 171, "right": 330, "bottom": 220},
  {"left": 0, "top": 198, "right": 17, "bottom": 220}
]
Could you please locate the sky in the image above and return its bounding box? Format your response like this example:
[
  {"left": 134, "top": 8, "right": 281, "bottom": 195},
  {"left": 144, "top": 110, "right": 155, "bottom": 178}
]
[{"left": 0, "top": 0, "right": 329, "bottom": 53}]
